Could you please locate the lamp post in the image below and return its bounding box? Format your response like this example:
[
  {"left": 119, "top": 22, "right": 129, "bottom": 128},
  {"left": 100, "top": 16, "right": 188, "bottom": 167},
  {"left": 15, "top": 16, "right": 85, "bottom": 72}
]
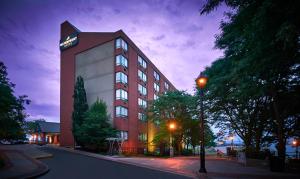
[
  {"left": 169, "top": 122, "right": 176, "bottom": 157},
  {"left": 229, "top": 135, "right": 234, "bottom": 150},
  {"left": 196, "top": 72, "right": 208, "bottom": 173}
]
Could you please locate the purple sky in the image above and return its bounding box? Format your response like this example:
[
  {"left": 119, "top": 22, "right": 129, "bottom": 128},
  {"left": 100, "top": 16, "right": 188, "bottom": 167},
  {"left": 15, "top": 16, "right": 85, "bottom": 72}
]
[{"left": 0, "top": 0, "right": 226, "bottom": 122}]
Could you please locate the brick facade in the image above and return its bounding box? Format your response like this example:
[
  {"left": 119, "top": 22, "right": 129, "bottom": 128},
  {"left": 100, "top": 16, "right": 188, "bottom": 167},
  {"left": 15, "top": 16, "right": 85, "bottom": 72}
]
[{"left": 60, "top": 21, "right": 176, "bottom": 153}]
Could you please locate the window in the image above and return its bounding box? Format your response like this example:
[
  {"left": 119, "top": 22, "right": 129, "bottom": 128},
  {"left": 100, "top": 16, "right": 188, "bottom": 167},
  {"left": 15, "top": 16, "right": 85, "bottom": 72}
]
[
  {"left": 138, "top": 98, "right": 147, "bottom": 108},
  {"left": 115, "top": 38, "right": 128, "bottom": 51},
  {"left": 138, "top": 84, "right": 147, "bottom": 96},
  {"left": 116, "top": 89, "right": 128, "bottom": 101},
  {"left": 138, "top": 133, "right": 147, "bottom": 142},
  {"left": 154, "top": 94, "right": 159, "bottom": 100},
  {"left": 118, "top": 131, "right": 128, "bottom": 140},
  {"left": 164, "top": 82, "right": 169, "bottom": 90},
  {"left": 138, "top": 70, "right": 147, "bottom": 82},
  {"left": 154, "top": 120, "right": 160, "bottom": 126},
  {"left": 138, "top": 112, "right": 147, "bottom": 122},
  {"left": 116, "top": 55, "right": 128, "bottom": 68},
  {"left": 115, "top": 106, "right": 128, "bottom": 117},
  {"left": 154, "top": 83, "right": 160, "bottom": 92},
  {"left": 154, "top": 71, "right": 160, "bottom": 81},
  {"left": 116, "top": 72, "right": 128, "bottom": 84},
  {"left": 138, "top": 56, "right": 147, "bottom": 69}
]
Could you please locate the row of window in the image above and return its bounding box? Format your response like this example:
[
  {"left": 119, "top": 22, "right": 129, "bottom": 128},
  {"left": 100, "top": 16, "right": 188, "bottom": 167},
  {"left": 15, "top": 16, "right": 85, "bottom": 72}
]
[
  {"left": 154, "top": 71, "right": 160, "bottom": 81},
  {"left": 138, "top": 84, "right": 147, "bottom": 96},
  {"left": 116, "top": 106, "right": 128, "bottom": 117},
  {"left": 116, "top": 55, "right": 128, "bottom": 68},
  {"left": 138, "top": 112, "right": 147, "bottom": 121},
  {"left": 118, "top": 131, "right": 128, "bottom": 140},
  {"left": 116, "top": 38, "right": 128, "bottom": 51},
  {"left": 117, "top": 131, "right": 147, "bottom": 142},
  {"left": 138, "top": 98, "right": 147, "bottom": 108},
  {"left": 115, "top": 38, "right": 170, "bottom": 90},
  {"left": 115, "top": 106, "right": 147, "bottom": 122},
  {"left": 116, "top": 89, "right": 128, "bottom": 101},
  {"left": 154, "top": 83, "right": 160, "bottom": 92},
  {"left": 115, "top": 91, "right": 159, "bottom": 103},
  {"left": 116, "top": 71, "right": 169, "bottom": 92},
  {"left": 138, "top": 56, "right": 147, "bottom": 69},
  {"left": 138, "top": 70, "right": 147, "bottom": 82},
  {"left": 138, "top": 133, "right": 147, "bottom": 142},
  {"left": 115, "top": 38, "right": 163, "bottom": 128},
  {"left": 116, "top": 72, "right": 128, "bottom": 84}
]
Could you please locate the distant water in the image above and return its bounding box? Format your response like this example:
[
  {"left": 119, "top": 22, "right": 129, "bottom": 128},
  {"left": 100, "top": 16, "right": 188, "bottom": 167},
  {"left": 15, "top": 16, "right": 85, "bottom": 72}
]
[{"left": 214, "top": 138, "right": 298, "bottom": 157}]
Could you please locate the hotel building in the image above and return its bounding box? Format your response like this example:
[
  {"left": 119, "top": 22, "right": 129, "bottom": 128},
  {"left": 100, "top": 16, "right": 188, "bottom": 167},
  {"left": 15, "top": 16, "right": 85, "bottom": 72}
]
[{"left": 60, "top": 21, "right": 176, "bottom": 153}]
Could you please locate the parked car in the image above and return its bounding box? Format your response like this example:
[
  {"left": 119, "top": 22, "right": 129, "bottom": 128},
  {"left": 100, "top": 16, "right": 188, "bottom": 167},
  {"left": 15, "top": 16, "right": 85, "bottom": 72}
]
[{"left": 0, "top": 140, "right": 11, "bottom": 145}]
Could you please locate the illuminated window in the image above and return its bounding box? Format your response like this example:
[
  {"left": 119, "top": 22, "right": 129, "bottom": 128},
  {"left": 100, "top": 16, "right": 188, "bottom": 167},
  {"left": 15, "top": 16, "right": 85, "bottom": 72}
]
[
  {"left": 138, "top": 133, "right": 147, "bottom": 142},
  {"left": 154, "top": 83, "right": 160, "bottom": 92},
  {"left": 138, "top": 112, "right": 147, "bottom": 122},
  {"left": 138, "top": 98, "right": 147, "bottom": 108},
  {"left": 164, "top": 82, "right": 169, "bottom": 90},
  {"left": 138, "top": 84, "right": 147, "bottom": 95},
  {"left": 138, "top": 70, "right": 147, "bottom": 82},
  {"left": 116, "top": 38, "right": 128, "bottom": 51},
  {"left": 116, "top": 89, "right": 128, "bottom": 101},
  {"left": 116, "top": 72, "right": 128, "bottom": 84},
  {"left": 154, "top": 94, "right": 159, "bottom": 100},
  {"left": 116, "top": 55, "right": 128, "bottom": 68},
  {"left": 138, "top": 56, "right": 147, "bottom": 69},
  {"left": 116, "top": 106, "right": 128, "bottom": 117},
  {"left": 118, "top": 131, "right": 128, "bottom": 140},
  {"left": 154, "top": 71, "right": 160, "bottom": 81}
]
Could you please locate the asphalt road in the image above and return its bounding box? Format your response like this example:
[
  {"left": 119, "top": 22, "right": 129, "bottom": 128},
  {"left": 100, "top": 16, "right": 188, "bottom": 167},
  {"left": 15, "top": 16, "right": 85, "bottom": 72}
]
[{"left": 38, "top": 147, "right": 192, "bottom": 179}]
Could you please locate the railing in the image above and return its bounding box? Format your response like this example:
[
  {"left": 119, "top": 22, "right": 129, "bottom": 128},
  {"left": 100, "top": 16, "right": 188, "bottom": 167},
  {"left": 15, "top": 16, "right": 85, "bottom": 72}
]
[{"left": 121, "top": 147, "right": 145, "bottom": 154}]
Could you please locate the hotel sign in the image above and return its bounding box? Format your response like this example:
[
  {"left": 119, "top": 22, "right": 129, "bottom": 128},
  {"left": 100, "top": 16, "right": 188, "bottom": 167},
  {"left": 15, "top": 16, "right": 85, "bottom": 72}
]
[{"left": 59, "top": 33, "right": 79, "bottom": 51}]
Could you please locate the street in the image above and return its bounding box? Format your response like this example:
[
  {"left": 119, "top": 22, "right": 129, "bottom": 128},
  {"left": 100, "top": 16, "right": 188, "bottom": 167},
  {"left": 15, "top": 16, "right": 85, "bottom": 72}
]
[{"left": 38, "top": 147, "right": 191, "bottom": 179}]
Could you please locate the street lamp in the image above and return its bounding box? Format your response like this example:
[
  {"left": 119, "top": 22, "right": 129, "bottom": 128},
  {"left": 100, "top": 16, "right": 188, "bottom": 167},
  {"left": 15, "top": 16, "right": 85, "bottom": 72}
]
[
  {"left": 169, "top": 122, "right": 176, "bottom": 157},
  {"left": 196, "top": 72, "right": 208, "bottom": 173},
  {"left": 229, "top": 135, "right": 234, "bottom": 150},
  {"left": 292, "top": 139, "right": 299, "bottom": 159}
]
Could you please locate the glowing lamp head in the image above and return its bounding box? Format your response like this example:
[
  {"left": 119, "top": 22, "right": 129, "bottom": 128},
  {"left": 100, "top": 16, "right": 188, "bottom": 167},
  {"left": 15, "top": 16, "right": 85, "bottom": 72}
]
[
  {"left": 229, "top": 136, "right": 234, "bottom": 140},
  {"left": 293, "top": 140, "right": 297, "bottom": 145},
  {"left": 196, "top": 72, "right": 208, "bottom": 89},
  {"left": 169, "top": 123, "right": 176, "bottom": 130}
]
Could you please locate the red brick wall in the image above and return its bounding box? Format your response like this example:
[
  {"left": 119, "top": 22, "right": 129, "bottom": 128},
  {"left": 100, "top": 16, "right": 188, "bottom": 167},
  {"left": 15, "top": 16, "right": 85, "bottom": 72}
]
[
  {"left": 60, "top": 21, "right": 115, "bottom": 147},
  {"left": 60, "top": 21, "right": 176, "bottom": 150}
]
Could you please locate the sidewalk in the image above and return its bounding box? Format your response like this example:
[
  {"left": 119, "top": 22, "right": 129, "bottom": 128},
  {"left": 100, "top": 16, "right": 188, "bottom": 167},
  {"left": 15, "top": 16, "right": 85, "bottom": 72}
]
[
  {"left": 0, "top": 144, "right": 53, "bottom": 159},
  {"left": 48, "top": 145, "right": 300, "bottom": 179},
  {"left": 116, "top": 156, "right": 299, "bottom": 179},
  {"left": 0, "top": 144, "right": 50, "bottom": 178}
]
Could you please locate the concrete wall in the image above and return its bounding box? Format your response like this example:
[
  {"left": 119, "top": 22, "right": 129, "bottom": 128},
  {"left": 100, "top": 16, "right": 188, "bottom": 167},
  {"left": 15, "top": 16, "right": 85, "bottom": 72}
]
[{"left": 75, "top": 41, "right": 114, "bottom": 123}]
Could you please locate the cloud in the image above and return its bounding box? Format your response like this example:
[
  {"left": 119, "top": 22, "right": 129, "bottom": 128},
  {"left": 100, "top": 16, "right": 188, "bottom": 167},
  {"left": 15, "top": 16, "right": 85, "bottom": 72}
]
[
  {"left": 0, "top": 0, "right": 228, "bottom": 122},
  {"left": 152, "top": 34, "right": 165, "bottom": 41}
]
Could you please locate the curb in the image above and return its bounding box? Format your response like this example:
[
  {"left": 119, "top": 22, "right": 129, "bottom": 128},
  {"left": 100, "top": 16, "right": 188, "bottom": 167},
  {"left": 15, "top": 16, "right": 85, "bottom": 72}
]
[
  {"left": 34, "top": 153, "right": 53, "bottom": 160},
  {"left": 46, "top": 146, "right": 196, "bottom": 178}
]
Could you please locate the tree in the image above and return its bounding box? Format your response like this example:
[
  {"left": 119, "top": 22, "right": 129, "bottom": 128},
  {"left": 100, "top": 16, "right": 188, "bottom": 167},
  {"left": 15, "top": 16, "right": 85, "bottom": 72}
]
[
  {"left": 72, "top": 76, "right": 89, "bottom": 145},
  {"left": 148, "top": 91, "right": 216, "bottom": 154},
  {"left": 0, "top": 61, "right": 30, "bottom": 140},
  {"left": 77, "top": 99, "right": 116, "bottom": 150},
  {"left": 200, "top": 0, "right": 300, "bottom": 163},
  {"left": 201, "top": 59, "right": 271, "bottom": 154},
  {"left": 24, "top": 119, "right": 46, "bottom": 134}
]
